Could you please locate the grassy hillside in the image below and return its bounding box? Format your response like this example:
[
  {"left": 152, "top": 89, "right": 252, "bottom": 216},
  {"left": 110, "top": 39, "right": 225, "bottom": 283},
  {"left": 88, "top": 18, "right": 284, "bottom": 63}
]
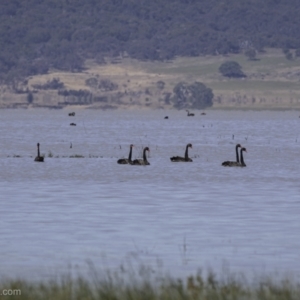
[{"left": 2, "top": 48, "right": 300, "bottom": 110}]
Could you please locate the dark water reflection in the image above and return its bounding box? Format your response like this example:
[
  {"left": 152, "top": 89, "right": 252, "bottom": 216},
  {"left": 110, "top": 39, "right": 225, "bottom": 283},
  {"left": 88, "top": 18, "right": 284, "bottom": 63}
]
[{"left": 0, "top": 109, "right": 300, "bottom": 279}]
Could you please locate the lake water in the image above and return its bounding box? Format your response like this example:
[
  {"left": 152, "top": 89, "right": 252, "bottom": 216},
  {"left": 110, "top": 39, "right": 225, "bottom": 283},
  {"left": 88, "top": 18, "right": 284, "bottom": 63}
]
[{"left": 0, "top": 109, "right": 300, "bottom": 280}]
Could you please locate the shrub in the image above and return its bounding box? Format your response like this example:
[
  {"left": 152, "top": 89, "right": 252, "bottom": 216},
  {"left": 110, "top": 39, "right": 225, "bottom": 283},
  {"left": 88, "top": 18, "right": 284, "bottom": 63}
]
[
  {"left": 219, "top": 61, "right": 246, "bottom": 78},
  {"left": 244, "top": 48, "right": 257, "bottom": 60},
  {"left": 32, "top": 78, "right": 64, "bottom": 90},
  {"left": 156, "top": 80, "right": 165, "bottom": 90},
  {"left": 171, "top": 81, "right": 213, "bottom": 109},
  {"left": 27, "top": 92, "right": 34, "bottom": 104}
]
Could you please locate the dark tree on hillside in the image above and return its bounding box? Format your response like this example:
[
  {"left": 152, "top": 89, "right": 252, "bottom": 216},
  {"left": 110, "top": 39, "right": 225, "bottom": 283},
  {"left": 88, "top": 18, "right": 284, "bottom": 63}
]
[
  {"left": 32, "top": 78, "right": 64, "bottom": 90},
  {"left": 244, "top": 48, "right": 257, "bottom": 60},
  {"left": 171, "top": 81, "right": 213, "bottom": 109},
  {"left": 219, "top": 61, "right": 246, "bottom": 78},
  {"left": 283, "top": 49, "right": 293, "bottom": 60},
  {"left": 156, "top": 80, "right": 165, "bottom": 90},
  {"left": 27, "top": 92, "right": 34, "bottom": 104}
]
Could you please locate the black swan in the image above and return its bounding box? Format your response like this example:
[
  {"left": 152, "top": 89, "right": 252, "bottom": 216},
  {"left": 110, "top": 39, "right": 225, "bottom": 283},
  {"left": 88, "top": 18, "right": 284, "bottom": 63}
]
[
  {"left": 70, "top": 123, "right": 76, "bottom": 126},
  {"left": 117, "top": 144, "right": 134, "bottom": 164},
  {"left": 132, "top": 147, "right": 150, "bottom": 165},
  {"left": 68, "top": 112, "right": 75, "bottom": 116},
  {"left": 170, "top": 143, "right": 193, "bottom": 162},
  {"left": 34, "top": 143, "right": 44, "bottom": 162},
  {"left": 186, "top": 110, "right": 195, "bottom": 116},
  {"left": 222, "top": 144, "right": 241, "bottom": 166}
]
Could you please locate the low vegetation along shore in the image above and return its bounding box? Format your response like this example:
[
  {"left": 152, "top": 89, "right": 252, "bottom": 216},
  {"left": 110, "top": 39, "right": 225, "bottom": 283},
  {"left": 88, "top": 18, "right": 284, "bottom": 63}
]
[
  {"left": 2, "top": 48, "right": 300, "bottom": 110},
  {"left": 1, "top": 271, "right": 300, "bottom": 300}
]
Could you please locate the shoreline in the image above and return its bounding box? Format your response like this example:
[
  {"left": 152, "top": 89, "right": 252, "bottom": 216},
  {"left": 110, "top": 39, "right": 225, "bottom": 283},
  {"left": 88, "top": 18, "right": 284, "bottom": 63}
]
[
  {"left": 1, "top": 269, "right": 299, "bottom": 300},
  {"left": 2, "top": 48, "right": 300, "bottom": 112},
  {"left": 0, "top": 103, "right": 300, "bottom": 111}
]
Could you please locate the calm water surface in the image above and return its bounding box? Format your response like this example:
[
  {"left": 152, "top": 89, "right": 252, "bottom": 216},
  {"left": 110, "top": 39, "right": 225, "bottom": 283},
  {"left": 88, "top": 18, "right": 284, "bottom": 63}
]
[{"left": 0, "top": 109, "right": 300, "bottom": 279}]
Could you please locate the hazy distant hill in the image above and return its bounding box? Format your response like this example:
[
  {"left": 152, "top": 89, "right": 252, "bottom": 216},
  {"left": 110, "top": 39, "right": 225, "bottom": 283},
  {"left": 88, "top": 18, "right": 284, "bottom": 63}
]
[{"left": 1, "top": 0, "right": 300, "bottom": 82}]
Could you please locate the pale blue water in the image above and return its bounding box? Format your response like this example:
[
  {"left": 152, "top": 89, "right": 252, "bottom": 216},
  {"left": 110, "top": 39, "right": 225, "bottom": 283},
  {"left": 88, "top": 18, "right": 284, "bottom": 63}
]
[{"left": 0, "top": 109, "right": 300, "bottom": 280}]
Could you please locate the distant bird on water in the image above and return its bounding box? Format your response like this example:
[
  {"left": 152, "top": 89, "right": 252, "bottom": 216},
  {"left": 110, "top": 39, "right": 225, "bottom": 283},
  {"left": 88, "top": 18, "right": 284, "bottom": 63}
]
[
  {"left": 186, "top": 110, "right": 195, "bottom": 116},
  {"left": 117, "top": 144, "right": 134, "bottom": 164},
  {"left": 222, "top": 144, "right": 241, "bottom": 167},
  {"left": 132, "top": 147, "right": 150, "bottom": 165},
  {"left": 170, "top": 143, "right": 193, "bottom": 162},
  {"left": 34, "top": 143, "right": 44, "bottom": 162}
]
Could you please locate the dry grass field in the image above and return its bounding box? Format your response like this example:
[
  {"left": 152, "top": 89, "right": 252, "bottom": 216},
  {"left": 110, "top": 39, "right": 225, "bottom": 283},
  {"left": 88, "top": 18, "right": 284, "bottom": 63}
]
[{"left": 2, "top": 48, "right": 300, "bottom": 110}]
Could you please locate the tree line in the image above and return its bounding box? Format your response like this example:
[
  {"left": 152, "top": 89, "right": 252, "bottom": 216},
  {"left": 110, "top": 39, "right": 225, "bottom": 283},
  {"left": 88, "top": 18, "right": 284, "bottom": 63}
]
[{"left": 1, "top": 0, "right": 300, "bottom": 83}]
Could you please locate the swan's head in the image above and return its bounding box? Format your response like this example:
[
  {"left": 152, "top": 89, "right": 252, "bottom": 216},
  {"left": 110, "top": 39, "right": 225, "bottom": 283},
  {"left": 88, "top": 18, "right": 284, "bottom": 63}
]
[
  {"left": 236, "top": 144, "right": 241, "bottom": 148},
  {"left": 241, "top": 147, "right": 247, "bottom": 152},
  {"left": 37, "top": 143, "right": 40, "bottom": 147},
  {"left": 130, "top": 144, "right": 134, "bottom": 148},
  {"left": 187, "top": 143, "right": 192, "bottom": 148},
  {"left": 144, "top": 147, "right": 150, "bottom": 152}
]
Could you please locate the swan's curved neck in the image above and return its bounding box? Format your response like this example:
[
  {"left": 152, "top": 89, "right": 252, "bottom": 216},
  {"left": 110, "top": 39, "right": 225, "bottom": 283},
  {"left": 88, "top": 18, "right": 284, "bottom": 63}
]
[
  {"left": 143, "top": 149, "right": 148, "bottom": 162},
  {"left": 128, "top": 147, "right": 133, "bottom": 161},
  {"left": 235, "top": 146, "right": 240, "bottom": 163},
  {"left": 184, "top": 145, "right": 189, "bottom": 160},
  {"left": 240, "top": 149, "right": 245, "bottom": 165},
  {"left": 37, "top": 145, "right": 40, "bottom": 157}
]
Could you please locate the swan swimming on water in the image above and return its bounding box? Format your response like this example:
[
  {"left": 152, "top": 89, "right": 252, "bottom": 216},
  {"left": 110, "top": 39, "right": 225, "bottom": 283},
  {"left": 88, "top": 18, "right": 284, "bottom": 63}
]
[
  {"left": 117, "top": 144, "right": 134, "bottom": 164},
  {"left": 132, "top": 147, "right": 150, "bottom": 165},
  {"left": 222, "top": 144, "right": 241, "bottom": 166},
  {"left": 34, "top": 143, "right": 44, "bottom": 162},
  {"left": 170, "top": 143, "right": 193, "bottom": 162},
  {"left": 186, "top": 110, "right": 195, "bottom": 116}
]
